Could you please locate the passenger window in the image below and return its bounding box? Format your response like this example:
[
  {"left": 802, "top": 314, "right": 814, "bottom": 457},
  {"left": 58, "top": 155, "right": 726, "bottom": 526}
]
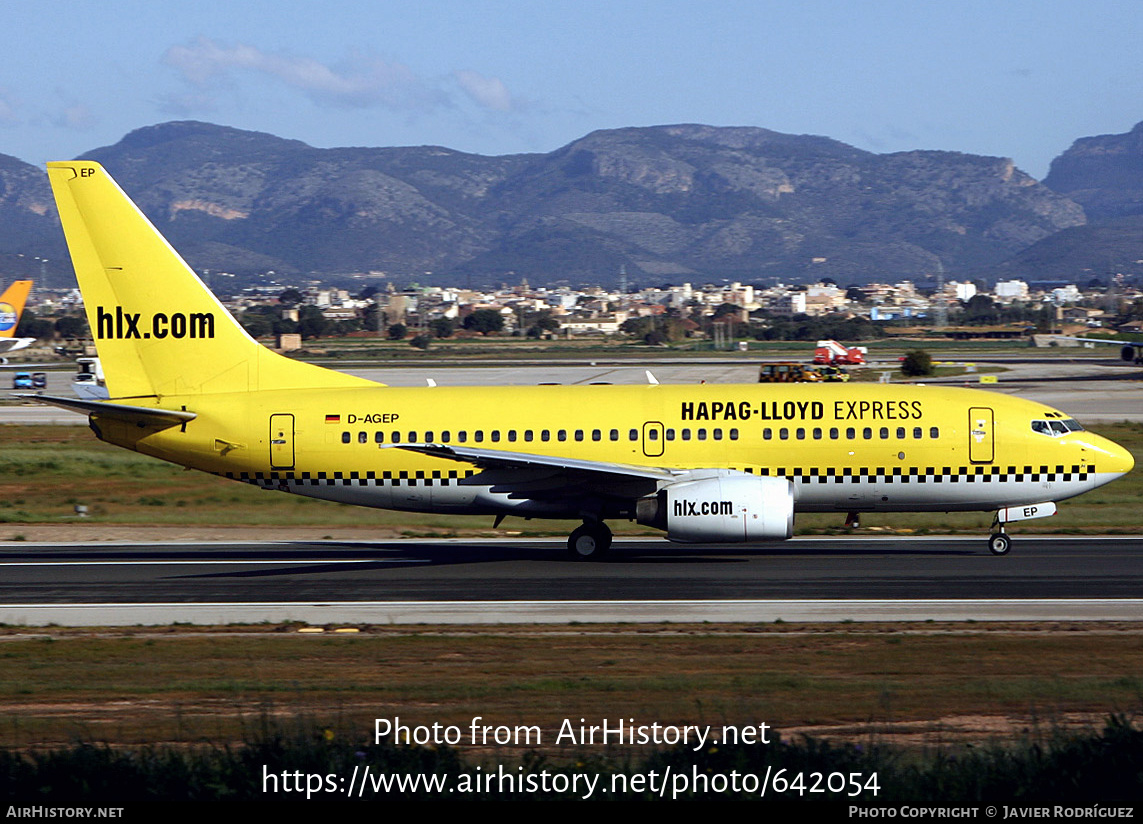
[
  {"left": 424, "top": 431, "right": 434, "bottom": 443},
  {"left": 575, "top": 430, "right": 584, "bottom": 442},
  {"left": 896, "top": 427, "right": 905, "bottom": 439},
  {"left": 880, "top": 427, "right": 889, "bottom": 440},
  {"left": 391, "top": 431, "right": 401, "bottom": 444},
  {"left": 341, "top": 431, "right": 350, "bottom": 444},
  {"left": 542, "top": 430, "right": 550, "bottom": 442},
  {"left": 813, "top": 428, "right": 822, "bottom": 440},
  {"left": 474, "top": 431, "right": 484, "bottom": 443},
  {"left": 846, "top": 428, "right": 856, "bottom": 439},
  {"left": 458, "top": 431, "right": 467, "bottom": 443},
  {"left": 763, "top": 429, "right": 772, "bottom": 441},
  {"left": 713, "top": 429, "right": 723, "bottom": 441},
  {"left": 779, "top": 429, "right": 788, "bottom": 441},
  {"left": 441, "top": 431, "right": 451, "bottom": 443},
  {"left": 795, "top": 428, "right": 804, "bottom": 440},
  {"left": 524, "top": 430, "right": 533, "bottom": 442},
  {"left": 863, "top": 428, "right": 872, "bottom": 439},
  {"left": 665, "top": 429, "right": 675, "bottom": 441},
  {"left": 558, "top": 430, "right": 567, "bottom": 442},
  {"left": 913, "top": 427, "right": 923, "bottom": 439},
  {"left": 357, "top": 431, "right": 367, "bottom": 444},
  {"left": 374, "top": 431, "right": 384, "bottom": 443},
  {"left": 592, "top": 429, "right": 601, "bottom": 441},
  {"left": 698, "top": 429, "right": 708, "bottom": 441},
  {"left": 930, "top": 427, "right": 940, "bottom": 439},
  {"left": 408, "top": 431, "right": 417, "bottom": 443},
  {"left": 507, "top": 430, "right": 516, "bottom": 442},
  {"left": 491, "top": 431, "right": 500, "bottom": 442},
  {"left": 729, "top": 429, "right": 739, "bottom": 440},
  {"left": 682, "top": 429, "right": 692, "bottom": 441},
  {"left": 830, "top": 428, "right": 839, "bottom": 440},
  {"left": 610, "top": 429, "right": 619, "bottom": 441},
  {"left": 648, "top": 429, "right": 658, "bottom": 441},
  {"left": 628, "top": 429, "right": 638, "bottom": 441}
]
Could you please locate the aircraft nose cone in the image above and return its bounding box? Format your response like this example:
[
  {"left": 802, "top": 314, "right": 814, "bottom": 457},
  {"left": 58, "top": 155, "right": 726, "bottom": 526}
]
[{"left": 1094, "top": 434, "right": 1135, "bottom": 477}]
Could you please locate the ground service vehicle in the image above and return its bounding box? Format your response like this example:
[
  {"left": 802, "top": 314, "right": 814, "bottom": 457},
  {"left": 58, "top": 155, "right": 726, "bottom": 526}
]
[
  {"left": 758, "top": 363, "right": 823, "bottom": 383},
  {"left": 813, "top": 339, "right": 867, "bottom": 365}
]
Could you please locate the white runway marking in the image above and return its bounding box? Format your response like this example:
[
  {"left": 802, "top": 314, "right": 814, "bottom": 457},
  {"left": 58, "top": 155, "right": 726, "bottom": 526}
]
[{"left": 1, "top": 599, "right": 1142, "bottom": 626}]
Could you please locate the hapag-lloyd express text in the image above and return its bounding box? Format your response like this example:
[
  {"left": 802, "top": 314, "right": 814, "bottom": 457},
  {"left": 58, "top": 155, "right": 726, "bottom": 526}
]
[{"left": 680, "top": 399, "right": 924, "bottom": 422}]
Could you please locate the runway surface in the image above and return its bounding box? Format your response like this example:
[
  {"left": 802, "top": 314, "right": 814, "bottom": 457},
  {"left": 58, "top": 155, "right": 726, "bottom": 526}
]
[{"left": 2, "top": 536, "right": 1141, "bottom": 624}]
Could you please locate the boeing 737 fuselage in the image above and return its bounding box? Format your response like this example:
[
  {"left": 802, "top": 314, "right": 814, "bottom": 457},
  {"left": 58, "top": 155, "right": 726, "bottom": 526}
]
[{"left": 32, "top": 162, "right": 1135, "bottom": 558}]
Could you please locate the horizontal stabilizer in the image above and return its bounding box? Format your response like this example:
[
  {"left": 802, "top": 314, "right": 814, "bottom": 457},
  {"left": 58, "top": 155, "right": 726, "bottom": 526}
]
[{"left": 18, "top": 394, "right": 196, "bottom": 429}]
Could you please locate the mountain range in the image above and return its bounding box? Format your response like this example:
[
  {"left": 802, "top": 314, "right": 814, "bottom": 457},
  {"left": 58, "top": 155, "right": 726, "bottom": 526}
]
[{"left": 2, "top": 120, "right": 1141, "bottom": 288}]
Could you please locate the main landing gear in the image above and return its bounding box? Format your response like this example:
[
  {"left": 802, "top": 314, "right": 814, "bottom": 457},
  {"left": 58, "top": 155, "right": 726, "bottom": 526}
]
[{"left": 568, "top": 520, "right": 612, "bottom": 560}]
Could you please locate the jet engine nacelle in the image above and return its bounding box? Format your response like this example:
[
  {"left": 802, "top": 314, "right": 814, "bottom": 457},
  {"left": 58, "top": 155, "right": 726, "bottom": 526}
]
[
  {"left": 637, "top": 474, "right": 795, "bottom": 543},
  {"left": 1122, "top": 345, "right": 1138, "bottom": 363}
]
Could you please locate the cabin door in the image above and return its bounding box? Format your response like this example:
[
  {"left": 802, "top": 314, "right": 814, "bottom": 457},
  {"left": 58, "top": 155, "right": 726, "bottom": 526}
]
[
  {"left": 968, "top": 407, "right": 994, "bottom": 464},
  {"left": 270, "top": 413, "right": 295, "bottom": 470}
]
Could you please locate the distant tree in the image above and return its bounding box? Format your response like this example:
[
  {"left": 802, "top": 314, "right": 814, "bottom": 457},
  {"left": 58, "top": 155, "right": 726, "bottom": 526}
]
[
  {"left": 54, "top": 315, "right": 88, "bottom": 338},
  {"left": 387, "top": 323, "right": 407, "bottom": 340},
  {"left": 409, "top": 333, "right": 432, "bottom": 350},
  {"left": 430, "top": 317, "right": 456, "bottom": 338},
  {"left": 14, "top": 310, "right": 53, "bottom": 340},
  {"left": 463, "top": 309, "right": 505, "bottom": 335},
  {"left": 239, "top": 313, "right": 274, "bottom": 338},
  {"left": 901, "top": 350, "right": 934, "bottom": 377},
  {"left": 962, "top": 294, "right": 999, "bottom": 325},
  {"left": 845, "top": 287, "right": 866, "bottom": 302},
  {"left": 278, "top": 288, "right": 303, "bottom": 306},
  {"left": 296, "top": 305, "right": 328, "bottom": 339}
]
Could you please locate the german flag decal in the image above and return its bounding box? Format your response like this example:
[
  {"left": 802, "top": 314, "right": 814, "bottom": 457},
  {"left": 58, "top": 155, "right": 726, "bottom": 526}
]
[{"left": 325, "top": 414, "right": 340, "bottom": 423}]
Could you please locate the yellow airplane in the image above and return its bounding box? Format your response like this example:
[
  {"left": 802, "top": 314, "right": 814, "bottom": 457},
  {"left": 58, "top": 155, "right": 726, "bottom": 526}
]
[
  {"left": 31, "top": 161, "right": 1135, "bottom": 558},
  {"left": 0, "top": 279, "right": 36, "bottom": 357}
]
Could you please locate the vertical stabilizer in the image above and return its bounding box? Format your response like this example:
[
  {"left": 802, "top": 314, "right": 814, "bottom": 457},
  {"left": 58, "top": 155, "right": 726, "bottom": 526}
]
[
  {"left": 0, "top": 280, "right": 32, "bottom": 338},
  {"left": 46, "top": 162, "right": 373, "bottom": 400}
]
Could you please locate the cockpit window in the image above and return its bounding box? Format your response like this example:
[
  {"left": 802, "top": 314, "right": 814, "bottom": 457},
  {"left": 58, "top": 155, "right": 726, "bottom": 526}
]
[{"left": 1032, "top": 418, "right": 1085, "bottom": 437}]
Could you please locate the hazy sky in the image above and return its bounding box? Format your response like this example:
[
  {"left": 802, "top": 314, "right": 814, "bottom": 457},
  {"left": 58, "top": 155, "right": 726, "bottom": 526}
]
[{"left": 2, "top": 1, "right": 1140, "bottom": 179}]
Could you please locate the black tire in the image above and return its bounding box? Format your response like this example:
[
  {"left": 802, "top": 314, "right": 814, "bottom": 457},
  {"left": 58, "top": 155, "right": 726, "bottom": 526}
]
[
  {"left": 988, "top": 533, "right": 1012, "bottom": 556},
  {"left": 568, "top": 522, "right": 612, "bottom": 560}
]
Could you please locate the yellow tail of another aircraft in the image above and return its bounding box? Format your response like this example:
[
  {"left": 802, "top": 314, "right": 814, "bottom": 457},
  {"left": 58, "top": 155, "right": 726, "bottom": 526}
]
[
  {"left": 46, "top": 162, "right": 372, "bottom": 401},
  {"left": 0, "top": 280, "right": 32, "bottom": 338}
]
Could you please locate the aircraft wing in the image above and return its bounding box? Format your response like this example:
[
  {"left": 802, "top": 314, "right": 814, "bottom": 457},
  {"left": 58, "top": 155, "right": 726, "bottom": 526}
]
[
  {"left": 390, "top": 443, "right": 680, "bottom": 500},
  {"left": 18, "top": 393, "right": 196, "bottom": 429},
  {"left": 0, "top": 338, "right": 35, "bottom": 354},
  {"left": 391, "top": 443, "right": 680, "bottom": 479}
]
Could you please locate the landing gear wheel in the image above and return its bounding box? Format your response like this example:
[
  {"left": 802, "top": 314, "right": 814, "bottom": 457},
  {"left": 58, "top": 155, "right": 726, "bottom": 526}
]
[
  {"left": 988, "top": 532, "right": 1012, "bottom": 556},
  {"left": 568, "top": 522, "right": 612, "bottom": 560}
]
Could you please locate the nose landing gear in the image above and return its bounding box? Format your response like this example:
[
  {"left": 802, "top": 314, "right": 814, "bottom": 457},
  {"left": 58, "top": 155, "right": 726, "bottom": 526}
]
[{"left": 987, "top": 529, "right": 1012, "bottom": 556}]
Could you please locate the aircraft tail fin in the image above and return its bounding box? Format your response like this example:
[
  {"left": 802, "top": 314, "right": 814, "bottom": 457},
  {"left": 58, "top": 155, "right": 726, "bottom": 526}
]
[
  {"left": 46, "top": 162, "right": 374, "bottom": 400},
  {"left": 0, "top": 280, "right": 32, "bottom": 338}
]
